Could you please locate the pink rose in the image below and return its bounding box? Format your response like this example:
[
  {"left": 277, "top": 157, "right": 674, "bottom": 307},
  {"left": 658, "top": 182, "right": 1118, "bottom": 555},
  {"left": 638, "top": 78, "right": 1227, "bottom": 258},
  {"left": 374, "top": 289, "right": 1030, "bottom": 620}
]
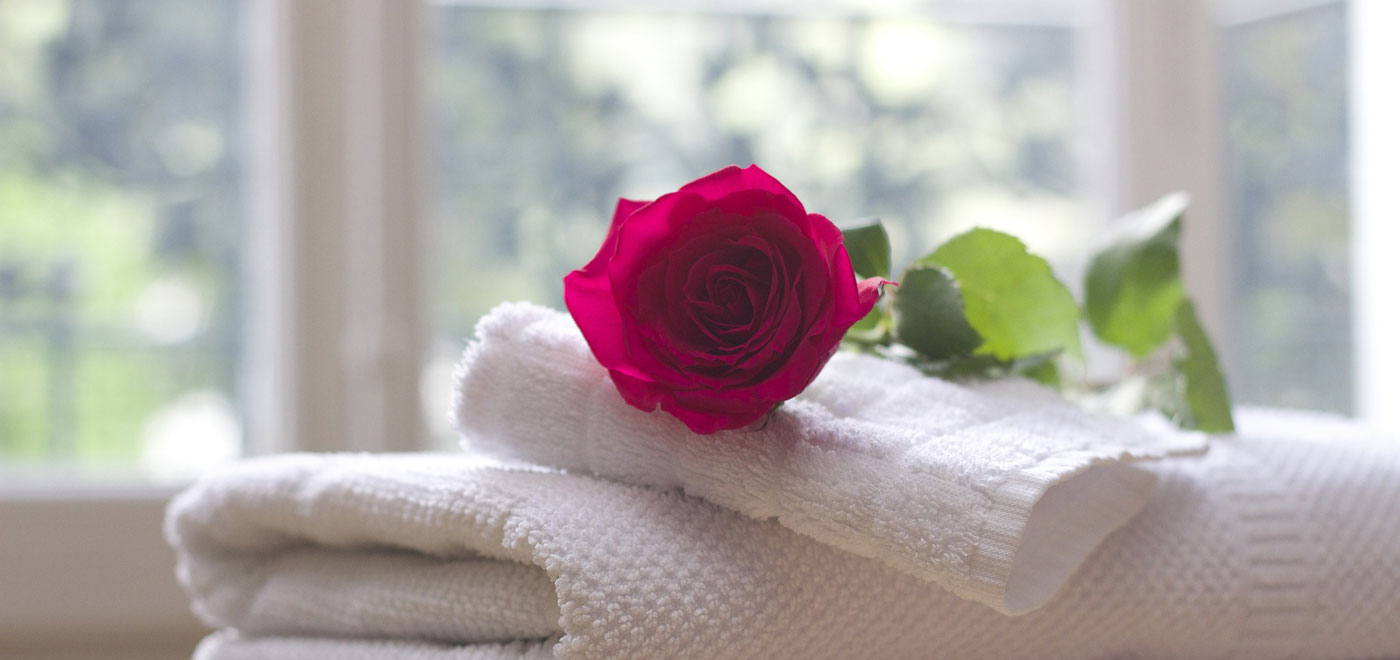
[{"left": 564, "top": 165, "right": 885, "bottom": 434}]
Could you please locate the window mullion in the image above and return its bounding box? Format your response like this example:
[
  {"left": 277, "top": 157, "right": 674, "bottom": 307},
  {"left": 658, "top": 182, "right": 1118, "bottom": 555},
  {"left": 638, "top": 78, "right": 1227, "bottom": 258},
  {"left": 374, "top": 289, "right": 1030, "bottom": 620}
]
[
  {"left": 1350, "top": 0, "right": 1400, "bottom": 431},
  {"left": 1087, "top": 0, "right": 1231, "bottom": 353},
  {"left": 247, "top": 0, "right": 429, "bottom": 454}
]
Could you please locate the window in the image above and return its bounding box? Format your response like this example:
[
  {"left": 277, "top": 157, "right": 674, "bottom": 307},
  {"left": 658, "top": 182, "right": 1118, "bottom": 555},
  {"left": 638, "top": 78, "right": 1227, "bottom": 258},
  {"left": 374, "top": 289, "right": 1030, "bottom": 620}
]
[
  {"left": 2, "top": 0, "right": 1365, "bottom": 478},
  {"left": 1221, "top": 2, "right": 1350, "bottom": 413},
  {"left": 425, "top": 3, "right": 1092, "bottom": 441},
  {"left": 0, "top": 2, "right": 247, "bottom": 655},
  {"left": 0, "top": 0, "right": 245, "bottom": 482}
]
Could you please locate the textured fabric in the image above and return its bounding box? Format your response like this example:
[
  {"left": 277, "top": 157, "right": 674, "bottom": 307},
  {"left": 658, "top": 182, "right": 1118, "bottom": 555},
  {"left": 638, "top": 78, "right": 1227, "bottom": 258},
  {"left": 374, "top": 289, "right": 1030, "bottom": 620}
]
[
  {"left": 451, "top": 301, "right": 1208, "bottom": 613},
  {"left": 194, "top": 631, "right": 555, "bottom": 660},
  {"left": 188, "top": 547, "right": 560, "bottom": 643},
  {"left": 168, "top": 409, "right": 1400, "bottom": 659}
]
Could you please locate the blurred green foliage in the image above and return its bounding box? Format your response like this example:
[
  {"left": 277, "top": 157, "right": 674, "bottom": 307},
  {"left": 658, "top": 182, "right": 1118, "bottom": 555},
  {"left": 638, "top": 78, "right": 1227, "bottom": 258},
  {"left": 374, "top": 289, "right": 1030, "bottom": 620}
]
[
  {"left": 427, "top": 7, "right": 1085, "bottom": 377},
  {"left": 1085, "top": 193, "right": 1187, "bottom": 358},
  {"left": 0, "top": 0, "right": 244, "bottom": 462},
  {"left": 0, "top": 1, "right": 1351, "bottom": 461},
  {"left": 1223, "top": 4, "right": 1350, "bottom": 413}
]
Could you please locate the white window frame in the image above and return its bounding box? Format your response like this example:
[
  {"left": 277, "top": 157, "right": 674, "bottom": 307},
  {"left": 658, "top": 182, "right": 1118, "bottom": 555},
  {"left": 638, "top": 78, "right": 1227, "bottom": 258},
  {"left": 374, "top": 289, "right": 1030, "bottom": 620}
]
[
  {"left": 2, "top": 1, "right": 1384, "bottom": 656},
  {"left": 1088, "top": 0, "right": 1230, "bottom": 350},
  {"left": 245, "top": 0, "right": 429, "bottom": 457},
  {"left": 1350, "top": 0, "right": 1400, "bottom": 432},
  {"left": 0, "top": 2, "right": 430, "bottom": 657}
]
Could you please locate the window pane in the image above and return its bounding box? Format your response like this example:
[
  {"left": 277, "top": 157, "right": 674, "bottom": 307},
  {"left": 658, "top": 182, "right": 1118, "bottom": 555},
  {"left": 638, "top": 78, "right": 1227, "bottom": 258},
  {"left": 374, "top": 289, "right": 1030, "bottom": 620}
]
[
  {"left": 1222, "top": 3, "right": 1349, "bottom": 413},
  {"left": 0, "top": 0, "right": 245, "bottom": 481},
  {"left": 426, "top": 4, "right": 1086, "bottom": 440}
]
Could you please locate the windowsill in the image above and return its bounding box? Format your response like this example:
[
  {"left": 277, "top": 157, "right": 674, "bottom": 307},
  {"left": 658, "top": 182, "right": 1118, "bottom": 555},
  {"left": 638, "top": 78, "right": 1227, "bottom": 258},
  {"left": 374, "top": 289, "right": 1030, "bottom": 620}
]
[
  {"left": 0, "top": 462, "right": 209, "bottom": 498},
  {"left": 0, "top": 486, "right": 206, "bottom": 647}
]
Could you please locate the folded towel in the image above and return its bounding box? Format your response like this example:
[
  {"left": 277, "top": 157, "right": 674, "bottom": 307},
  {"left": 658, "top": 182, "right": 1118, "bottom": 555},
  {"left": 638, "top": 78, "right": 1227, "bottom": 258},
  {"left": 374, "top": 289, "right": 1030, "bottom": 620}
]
[
  {"left": 168, "top": 409, "right": 1400, "bottom": 659},
  {"left": 451, "top": 302, "right": 1207, "bottom": 614},
  {"left": 194, "top": 632, "right": 555, "bottom": 660}
]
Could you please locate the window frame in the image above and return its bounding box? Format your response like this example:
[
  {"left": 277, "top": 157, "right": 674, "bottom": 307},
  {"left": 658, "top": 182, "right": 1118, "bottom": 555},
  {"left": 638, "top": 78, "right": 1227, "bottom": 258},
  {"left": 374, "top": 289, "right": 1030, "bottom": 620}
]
[
  {"left": 0, "top": 2, "right": 430, "bottom": 655},
  {"left": 1088, "top": 0, "right": 1230, "bottom": 353},
  {"left": 1350, "top": 0, "right": 1400, "bottom": 432},
  {"left": 243, "top": 0, "right": 429, "bottom": 457}
]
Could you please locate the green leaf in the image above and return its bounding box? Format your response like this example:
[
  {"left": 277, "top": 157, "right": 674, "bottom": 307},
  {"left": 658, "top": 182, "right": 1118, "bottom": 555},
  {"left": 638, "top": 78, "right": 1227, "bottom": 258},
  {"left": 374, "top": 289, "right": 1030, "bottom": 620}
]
[
  {"left": 1085, "top": 193, "right": 1189, "bottom": 357},
  {"left": 1172, "top": 300, "right": 1235, "bottom": 432},
  {"left": 921, "top": 228, "right": 1082, "bottom": 361},
  {"left": 842, "top": 219, "right": 892, "bottom": 279},
  {"left": 844, "top": 305, "right": 887, "bottom": 345},
  {"left": 891, "top": 264, "right": 982, "bottom": 361},
  {"left": 1020, "top": 355, "right": 1061, "bottom": 387},
  {"left": 914, "top": 350, "right": 1061, "bottom": 383}
]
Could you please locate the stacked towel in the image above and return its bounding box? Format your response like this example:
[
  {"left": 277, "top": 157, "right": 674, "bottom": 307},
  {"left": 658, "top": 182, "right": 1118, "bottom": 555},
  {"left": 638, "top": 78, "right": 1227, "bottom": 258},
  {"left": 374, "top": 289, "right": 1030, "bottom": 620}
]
[
  {"left": 167, "top": 302, "right": 1400, "bottom": 657},
  {"left": 452, "top": 302, "right": 1207, "bottom": 613},
  {"left": 168, "top": 408, "right": 1400, "bottom": 659}
]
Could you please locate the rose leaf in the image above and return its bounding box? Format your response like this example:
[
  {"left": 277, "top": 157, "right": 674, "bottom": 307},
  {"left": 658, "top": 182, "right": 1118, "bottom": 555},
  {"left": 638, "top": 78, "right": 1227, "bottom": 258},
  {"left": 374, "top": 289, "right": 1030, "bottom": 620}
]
[
  {"left": 921, "top": 228, "right": 1082, "bottom": 362},
  {"left": 933, "top": 351, "right": 1062, "bottom": 385},
  {"left": 1170, "top": 300, "right": 1235, "bottom": 432},
  {"left": 845, "top": 305, "right": 888, "bottom": 346},
  {"left": 1084, "top": 192, "right": 1189, "bottom": 358},
  {"left": 1019, "top": 353, "right": 1061, "bottom": 387},
  {"left": 842, "top": 219, "right": 892, "bottom": 279},
  {"left": 890, "top": 264, "right": 982, "bottom": 361}
]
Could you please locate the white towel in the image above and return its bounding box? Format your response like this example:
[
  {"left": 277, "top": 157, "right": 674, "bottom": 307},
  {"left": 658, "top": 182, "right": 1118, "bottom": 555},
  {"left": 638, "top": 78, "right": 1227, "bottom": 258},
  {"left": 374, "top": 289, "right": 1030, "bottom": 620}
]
[
  {"left": 194, "top": 632, "right": 555, "bottom": 660},
  {"left": 168, "top": 409, "right": 1400, "bottom": 659},
  {"left": 451, "top": 302, "right": 1207, "bottom": 614}
]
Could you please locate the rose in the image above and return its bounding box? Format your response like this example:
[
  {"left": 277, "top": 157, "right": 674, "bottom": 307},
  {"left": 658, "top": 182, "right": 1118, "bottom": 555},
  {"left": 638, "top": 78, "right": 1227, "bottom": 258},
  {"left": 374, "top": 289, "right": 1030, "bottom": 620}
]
[{"left": 563, "top": 165, "right": 885, "bottom": 434}]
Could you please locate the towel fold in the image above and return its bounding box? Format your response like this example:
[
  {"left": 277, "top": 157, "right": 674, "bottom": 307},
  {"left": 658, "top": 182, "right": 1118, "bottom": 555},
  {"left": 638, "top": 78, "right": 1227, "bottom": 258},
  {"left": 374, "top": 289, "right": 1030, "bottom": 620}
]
[
  {"left": 185, "top": 546, "right": 560, "bottom": 644},
  {"left": 451, "top": 302, "right": 1207, "bottom": 614},
  {"left": 168, "top": 408, "right": 1400, "bottom": 659},
  {"left": 193, "top": 632, "right": 555, "bottom": 660}
]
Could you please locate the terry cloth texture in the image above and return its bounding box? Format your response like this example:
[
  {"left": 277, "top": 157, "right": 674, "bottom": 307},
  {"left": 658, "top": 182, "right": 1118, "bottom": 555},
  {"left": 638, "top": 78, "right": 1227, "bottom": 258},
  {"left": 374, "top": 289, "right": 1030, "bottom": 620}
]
[
  {"left": 169, "top": 408, "right": 1400, "bottom": 659},
  {"left": 451, "top": 302, "right": 1208, "bottom": 613},
  {"left": 193, "top": 632, "right": 555, "bottom": 660}
]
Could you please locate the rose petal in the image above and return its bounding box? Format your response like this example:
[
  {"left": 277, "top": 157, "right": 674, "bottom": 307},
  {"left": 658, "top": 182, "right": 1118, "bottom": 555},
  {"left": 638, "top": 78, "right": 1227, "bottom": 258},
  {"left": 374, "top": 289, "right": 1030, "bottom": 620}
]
[
  {"left": 661, "top": 244, "right": 767, "bottom": 359},
  {"left": 652, "top": 228, "right": 779, "bottom": 363},
  {"left": 606, "top": 367, "right": 668, "bottom": 412},
  {"left": 854, "top": 276, "right": 888, "bottom": 320},
  {"left": 660, "top": 389, "right": 772, "bottom": 434},
  {"left": 568, "top": 165, "right": 886, "bottom": 433},
  {"left": 711, "top": 189, "right": 808, "bottom": 234},
  {"left": 564, "top": 268, "right": 668, "bottom": 394},
  {"left": 751, "top": 333, "right": 832, "bottom": 402},
  {"left": 737, "top": 281, "right": 806, "bottom": 378},
  {"left": 804, "top": 212, "right": 845, "bottom": 258},
  {"left": 678, "top": 164, "right": 806, "bottom": 215},
  {"left": 741, "top": 211, "right": 831, "bottom": 331},
  {"left": 563, "top": 202, "right": 634, "bottom": 379},
  {"left": 612, "top": 197, "right": 650, "bottom": 228},
  {"left": 609, "top": 192, "right": 715, "bottom": 289}
]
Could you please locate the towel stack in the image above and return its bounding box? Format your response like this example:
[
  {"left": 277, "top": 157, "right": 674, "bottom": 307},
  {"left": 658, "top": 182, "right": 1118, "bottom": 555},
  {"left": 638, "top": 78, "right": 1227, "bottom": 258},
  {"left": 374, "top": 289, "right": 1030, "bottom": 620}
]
[{"left": 168, "top": 302, "right": 1400, "bottom": 659}]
